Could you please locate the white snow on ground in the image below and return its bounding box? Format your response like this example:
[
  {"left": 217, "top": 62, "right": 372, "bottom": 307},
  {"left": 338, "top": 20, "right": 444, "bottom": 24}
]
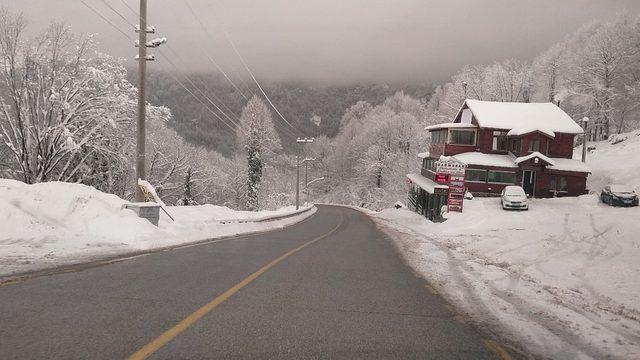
[
  {"left": 371, "top": 131, "right": 640, "bottom": 359},
  {"left": 0, "top": 179, "right": 315, "bottom": 276}
]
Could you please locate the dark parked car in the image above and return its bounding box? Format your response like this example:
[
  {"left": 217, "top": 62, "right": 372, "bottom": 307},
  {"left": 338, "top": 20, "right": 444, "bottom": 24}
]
[{"left": 600, "top": 185, "right": 639, "bottom": 207}]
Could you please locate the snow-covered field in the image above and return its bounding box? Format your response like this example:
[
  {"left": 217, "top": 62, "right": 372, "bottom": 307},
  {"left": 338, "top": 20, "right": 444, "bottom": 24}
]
[
  {"left": 0, "top": 179, "right": 315, "bottom": 277},
  {"left": 372, "top": 132, "right": 640, "bottom": 359}
]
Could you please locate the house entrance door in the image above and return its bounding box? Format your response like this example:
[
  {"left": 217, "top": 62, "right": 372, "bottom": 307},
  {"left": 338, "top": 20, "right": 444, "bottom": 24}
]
[{"left": 522, "top": 170, "right": 536, "bottom": 197}]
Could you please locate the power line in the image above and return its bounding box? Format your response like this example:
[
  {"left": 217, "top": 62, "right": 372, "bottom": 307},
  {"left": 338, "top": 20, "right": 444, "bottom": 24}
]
[
  {"left": 80, "top": 0, "right": 238, "bottom": 135},
  {"left": 79, "top": 0, "right": 133, "bottom": 40},
  {"left": 81, "top": 0, "right": 285, "bottom": 160},
  {"left": 184, "top": 0, "right": 250, "bottom": 102},
  {"left": 97, "top": 0, "right": 247, "bottom": 132},
  {"left": 182, "top": 0, "right": 303, "bottom": 137},
  {"left": 116, "top": 0, "right": 300, "bottom": 139},
  {"left": 99, "top": 0, "right": 134, "bottom": 27},
  {"left": 115, "top": 0, "right": 277, "bottom": 137},
  {"left": 221, "top": 27, "right": 304, "bottom": 136}
]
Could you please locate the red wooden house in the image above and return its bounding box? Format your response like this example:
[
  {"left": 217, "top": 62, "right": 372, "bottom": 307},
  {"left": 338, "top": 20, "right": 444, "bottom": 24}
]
[{"left": 415, "top": 100, "right": 590, "bottom": 198}]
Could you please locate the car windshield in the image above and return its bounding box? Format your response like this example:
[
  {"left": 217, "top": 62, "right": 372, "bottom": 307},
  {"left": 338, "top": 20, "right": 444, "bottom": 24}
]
[
  {"left": 610, "top": 185, "right": 634, "bottom": 194},
  {"left": 505, "top": 188, "right": 525, "bottom": 196}
]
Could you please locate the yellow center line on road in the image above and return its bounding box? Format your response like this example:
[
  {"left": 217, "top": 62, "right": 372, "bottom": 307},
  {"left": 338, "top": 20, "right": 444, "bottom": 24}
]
[
  {"left": 127, "top": 215, "right": 344, "bottom": 360},
  {"left": 483, "top": 339, "right": 512, "bottom": 360}
]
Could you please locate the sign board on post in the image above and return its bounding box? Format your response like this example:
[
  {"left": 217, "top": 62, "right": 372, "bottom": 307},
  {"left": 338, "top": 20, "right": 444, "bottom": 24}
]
[{"left": 435, "top": 158, "right": 467, "bottom": 212}]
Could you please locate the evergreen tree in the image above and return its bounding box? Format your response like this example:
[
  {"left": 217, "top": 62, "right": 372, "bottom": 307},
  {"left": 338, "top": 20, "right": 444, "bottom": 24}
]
[
  {"left": 177, "top": 167, "right": 195, "bottom": 206},
  {"left": 236, "top": 96, "right": 282, "bottom": 210}
]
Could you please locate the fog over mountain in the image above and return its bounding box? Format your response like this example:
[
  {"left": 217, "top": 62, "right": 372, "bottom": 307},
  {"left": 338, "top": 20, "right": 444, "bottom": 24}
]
[{"left": 5, "top": 0, "right": 640, "bottom": 84}]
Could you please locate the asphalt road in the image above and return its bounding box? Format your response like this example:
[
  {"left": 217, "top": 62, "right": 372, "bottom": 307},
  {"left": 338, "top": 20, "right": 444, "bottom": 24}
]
[{"left": 0, "top": 205, "right": 502, "bottom": 359}]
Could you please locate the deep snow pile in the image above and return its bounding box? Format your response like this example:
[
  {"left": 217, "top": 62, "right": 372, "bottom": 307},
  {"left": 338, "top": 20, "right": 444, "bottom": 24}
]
[
  {"left": 580, "top": 129, "right": 640, "bottom": 192},
  {"left": 0, "top": 179, "right": 314, "bottom": 276},
  {"left": 371, "top": 132, "right": 640, "bottom": 359}
]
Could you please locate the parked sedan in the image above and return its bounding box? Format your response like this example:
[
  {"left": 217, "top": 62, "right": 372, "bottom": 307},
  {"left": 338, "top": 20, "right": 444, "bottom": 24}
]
[
  {"left": 501, "top": 185, "right": 529, "bottom": 210},
  {"left": 601, "top": 185, "right": 639, "bottom": 207}
]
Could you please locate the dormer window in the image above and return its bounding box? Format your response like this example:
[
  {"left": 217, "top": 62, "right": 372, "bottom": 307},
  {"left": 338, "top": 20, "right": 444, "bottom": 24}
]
[
  {"left": 510, "top": 138, "right": 521, "bottom": 153},
  {"left": 492, "top": 131, "right": 508, "bottom": 151},
  {"left": 528, "top": 139, "right": 540, "bottom": 153}
]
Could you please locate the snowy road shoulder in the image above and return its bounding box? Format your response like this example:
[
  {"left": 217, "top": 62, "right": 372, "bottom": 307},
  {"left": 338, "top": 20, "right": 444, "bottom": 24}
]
[
  {"left": 370, "top": 198, "right": 640, "bottom": 360},
  {"left": 0, "top": 179, "right": 316, "bottom": 277}
]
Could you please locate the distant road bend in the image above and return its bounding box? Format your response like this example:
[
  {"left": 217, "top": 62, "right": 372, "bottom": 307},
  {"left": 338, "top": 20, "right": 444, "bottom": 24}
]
[{"left": 0, "top": 205, "right": 507, "bottom": 359}]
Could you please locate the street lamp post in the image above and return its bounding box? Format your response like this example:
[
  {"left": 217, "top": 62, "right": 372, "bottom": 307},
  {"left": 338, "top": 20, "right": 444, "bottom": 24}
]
[
  {"left": 462, "top": 81, "right": 468, "bottom": 99},
  {"left": 582, "top": 117, "right": 589, "bottom": 163},
  {"left": 295, "top": 137, "right": 315, "bottom": 209}
]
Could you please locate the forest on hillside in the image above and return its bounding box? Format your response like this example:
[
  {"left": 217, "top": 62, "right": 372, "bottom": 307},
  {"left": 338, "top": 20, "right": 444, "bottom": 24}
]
[{"left": 131, "top": 70, "right": 433, "bottom": 155}]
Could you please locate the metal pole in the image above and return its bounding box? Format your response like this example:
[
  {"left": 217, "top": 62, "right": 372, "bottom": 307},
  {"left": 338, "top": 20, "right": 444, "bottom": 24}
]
[
  {"left": 295, "top": 155, "right": 300, "bottom": 210},
  {"left": 135, "top": 0, "right": 147, "bottom": 202},
  {"left": 582, "top": 117, "right": 588, "bottom": 163},
  {"left": 304, "top": 161, "right": 308, "bottom": 204}
]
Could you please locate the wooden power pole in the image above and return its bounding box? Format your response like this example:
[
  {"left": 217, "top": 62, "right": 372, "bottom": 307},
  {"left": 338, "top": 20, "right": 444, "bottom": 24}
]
[
  {"left": 134, "top": 0, "right": 166, "bottom": 201},
  {"left": 135, "top": 0, "right": 148, "bottom": 202}
]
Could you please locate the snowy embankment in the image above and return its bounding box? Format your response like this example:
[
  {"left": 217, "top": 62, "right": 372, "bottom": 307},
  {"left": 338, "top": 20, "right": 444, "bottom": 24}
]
[
  {"left": 371, "top": 132, "right": 640, "bottom": 359},
  {"left": 0, "top": 179, "right": 315, "bottom": 277}
]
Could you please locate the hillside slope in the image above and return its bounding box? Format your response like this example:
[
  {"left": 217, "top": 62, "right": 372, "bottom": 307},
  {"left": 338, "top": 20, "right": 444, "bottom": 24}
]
[{"left": 580, "top": 130, "right": 640, "bottom": 192}]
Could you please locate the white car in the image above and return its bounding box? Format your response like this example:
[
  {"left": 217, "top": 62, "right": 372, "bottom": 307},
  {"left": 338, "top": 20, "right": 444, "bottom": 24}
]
[{"left": 501, "top": 186, "right": 529, "bottom": 210}]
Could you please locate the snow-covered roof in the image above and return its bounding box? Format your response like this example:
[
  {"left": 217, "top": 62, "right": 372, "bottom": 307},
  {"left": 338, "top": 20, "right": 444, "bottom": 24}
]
[
  {"left": 507, "top": 127, "right": 556, "bottom": 138},
  {"left": 452, "top": 152, "right": 518, "bottom": 169},
  {"left": 457, "top": 100, "right": 584, "bottom": 136},
  {"left": 515, "top": 152, "right": 555, "bottom": 166},
  {"left": 425, "top": 123, "right": 477, "bottom": 131},
  {"left": 450, "top": 151, "right": 590, "bottom": 173},
  {"left": 418, "top": 152, "right": 430, "bottom": 159},
  {"left": 407, "top": 173, "right": 448, "bottom": 193},
  {"left": 548, "top": 158, "right": 591, "bottom": 173}
]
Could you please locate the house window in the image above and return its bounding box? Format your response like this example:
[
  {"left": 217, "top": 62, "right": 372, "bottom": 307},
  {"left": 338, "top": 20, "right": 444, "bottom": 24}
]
[
  {"left": 492, "top": 131, "right": 508, "bottom": 151},
  {"left": 550, "top": 176, "right": 568, "bottom": 192},
  {"left": 528, "top": 139, "right": 540, "bottom": 152},
  {"left": 487, "top": 171, "right": 515, "bottom": 184},
  {"left": 466, "top": 169, "right": 487, "bottom": 183},
  {"left": 422, "top": 158, "right": 436, "bottom": 172},
  {"left": 449, "top": 130, "right": 476, "bottom": 146},
  {"left": 510, "top": 139, "right": 521, "bottom": 153},
  {"left": 560, "top": 177, "right": 568, "bottom": 192},
  {"left": 431, "top": 130, "right": 446, "bottom": 144}
]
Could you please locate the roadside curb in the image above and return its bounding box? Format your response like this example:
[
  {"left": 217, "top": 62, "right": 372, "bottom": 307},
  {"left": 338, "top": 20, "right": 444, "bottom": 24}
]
[{"left": 0, "top": 206, "right": 317, "bottom": 287}]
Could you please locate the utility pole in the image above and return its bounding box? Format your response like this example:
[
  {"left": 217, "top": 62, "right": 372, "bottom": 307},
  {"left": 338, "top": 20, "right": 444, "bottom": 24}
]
[
  {"left": 134, "top": 0, "right": 166, "bottom": 201},
  {"left": 135, "top": 0, "right": 147, "bottom": 202},
  {"left": 303, "top": 157, "right": 316, "bottom": 203},
  {"left": 582, "top": 117, "right": 589, "bottom": 163},
  {"left": 295, "top": 137, "right": 315, "bottom": 209}
]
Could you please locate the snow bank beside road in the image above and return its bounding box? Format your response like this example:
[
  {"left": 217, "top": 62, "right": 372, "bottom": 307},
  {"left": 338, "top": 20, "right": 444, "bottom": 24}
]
[
  {"left": 373, "top": 198, "right": 640, "bottom": 359},
  {"left": 0, "top": 179, "right": 315, "bottom": 276}
]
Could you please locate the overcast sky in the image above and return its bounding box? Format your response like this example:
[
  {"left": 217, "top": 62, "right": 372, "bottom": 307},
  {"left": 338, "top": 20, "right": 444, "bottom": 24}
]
[{"left": 4, "top": 0, "right": 640, "bottom": 85}]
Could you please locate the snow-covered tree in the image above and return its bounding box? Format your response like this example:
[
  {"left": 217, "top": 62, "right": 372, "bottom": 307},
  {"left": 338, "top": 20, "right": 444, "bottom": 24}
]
[
  {"left": 236, "top": 95, "right": 282, "bottom": 210},
  {"left": 318, "top": 91, "right": 426, "bottom": 209},
  {"left": 176, "top": 167, "right": 195, "bottom": 206},
  {"left": 0, "top": 16, "right": 135, "bottom": 184},
  {"left": 426, "top": 60, "right": 533, "bottom": 125}
]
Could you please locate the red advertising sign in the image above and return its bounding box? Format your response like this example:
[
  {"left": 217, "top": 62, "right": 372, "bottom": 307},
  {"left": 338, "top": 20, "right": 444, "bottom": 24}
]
[{"left": 435, "top": 158, "right": 467, "bottom": 212}]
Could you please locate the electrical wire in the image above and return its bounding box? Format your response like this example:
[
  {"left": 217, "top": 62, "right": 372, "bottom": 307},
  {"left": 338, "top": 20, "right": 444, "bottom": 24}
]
[
  {"left": 81, "top": 0, "right": 287, "bottom": 159},
  {"left": 183, "top": 0, "right": 304, "bottom": 137},
  {"left": 183, "top": 0, "right": 250, "bottom": 102}
]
